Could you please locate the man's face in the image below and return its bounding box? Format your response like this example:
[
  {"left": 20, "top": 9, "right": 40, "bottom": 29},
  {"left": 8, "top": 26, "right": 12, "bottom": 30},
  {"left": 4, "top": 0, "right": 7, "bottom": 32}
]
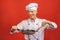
[{"left": 27, "top": 9, "right": 37, "bottom": 19}]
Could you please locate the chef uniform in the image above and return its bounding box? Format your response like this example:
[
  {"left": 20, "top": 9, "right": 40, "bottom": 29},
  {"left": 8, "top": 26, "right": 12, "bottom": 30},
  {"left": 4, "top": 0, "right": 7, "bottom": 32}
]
[{"left": 17, "top": 3, "right": 57, "bottom": 40}]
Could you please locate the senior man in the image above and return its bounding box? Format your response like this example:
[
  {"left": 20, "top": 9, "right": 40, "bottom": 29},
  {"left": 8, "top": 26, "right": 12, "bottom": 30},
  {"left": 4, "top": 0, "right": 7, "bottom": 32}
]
[{"left": 10, "top": 3, "right": 57, "bottom": 40}]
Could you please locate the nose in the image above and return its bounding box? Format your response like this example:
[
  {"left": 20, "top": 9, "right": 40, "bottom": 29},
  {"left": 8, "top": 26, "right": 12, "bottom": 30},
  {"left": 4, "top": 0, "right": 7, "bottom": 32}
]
[
  {"left": 29, "top": 12, "right": 33, "bottom": 14},
  {"left": 29, "top": 13, "right": 34, "bottom": 16}
]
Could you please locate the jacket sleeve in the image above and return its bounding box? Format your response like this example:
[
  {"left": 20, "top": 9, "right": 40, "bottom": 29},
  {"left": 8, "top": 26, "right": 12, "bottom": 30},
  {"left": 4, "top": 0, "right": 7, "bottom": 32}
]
[
  {"left": 42, "top": 19, "right": 57, "bottom": 29},
  {"left": 17, "top": 21, "right": 24, "bottom": 30}
]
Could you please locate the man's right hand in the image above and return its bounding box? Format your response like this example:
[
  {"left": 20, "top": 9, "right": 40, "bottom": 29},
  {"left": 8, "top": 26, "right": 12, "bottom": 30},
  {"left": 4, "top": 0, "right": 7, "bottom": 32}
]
[
  {"left": 12, "top": 25, "right": 18, "bottom": 29},
  {"left": 10, "top": 25, "right": 18, "bottom": 34}
]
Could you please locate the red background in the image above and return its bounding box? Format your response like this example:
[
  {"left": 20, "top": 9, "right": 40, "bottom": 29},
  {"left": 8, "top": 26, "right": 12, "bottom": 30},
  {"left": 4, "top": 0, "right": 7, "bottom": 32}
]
[{"left": 0, "top": 0, "right": 60, "bottom": 40}]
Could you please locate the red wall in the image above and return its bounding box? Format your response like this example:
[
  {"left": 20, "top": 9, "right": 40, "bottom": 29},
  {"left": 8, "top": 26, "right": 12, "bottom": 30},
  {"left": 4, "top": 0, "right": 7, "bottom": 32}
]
[{"left": 0, "top": 0, "right": 60, "bottom": 40}]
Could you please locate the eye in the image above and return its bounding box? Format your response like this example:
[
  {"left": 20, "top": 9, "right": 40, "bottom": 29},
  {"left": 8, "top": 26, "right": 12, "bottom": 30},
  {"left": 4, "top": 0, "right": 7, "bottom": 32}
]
[
  {"left": 31, "top": 11, "right": 33, "bottom": 13},
  {"left": 31, "top": 11, "right": 34, "bottom": 13}
]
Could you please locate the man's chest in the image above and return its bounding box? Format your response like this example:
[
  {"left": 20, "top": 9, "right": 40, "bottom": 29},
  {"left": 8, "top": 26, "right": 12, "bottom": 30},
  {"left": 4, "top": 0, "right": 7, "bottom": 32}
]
[{"left": 23, "top": 20, "right": 43, "bottom": 31}]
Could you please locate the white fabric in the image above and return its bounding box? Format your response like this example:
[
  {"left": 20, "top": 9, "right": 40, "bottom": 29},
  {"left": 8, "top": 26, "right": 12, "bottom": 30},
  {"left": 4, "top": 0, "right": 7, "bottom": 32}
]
[
  {"left": 26, "top": 3, "right": 38, "bottom": 10},
  {"left": 17, "top": 18, "right": 57, "bottom": 40},
  {"left": 51, "top": 22, "right": 57, "bottom": 28},
  {"left": 42, "top": 19, "right": 57, "bottom": 29}
]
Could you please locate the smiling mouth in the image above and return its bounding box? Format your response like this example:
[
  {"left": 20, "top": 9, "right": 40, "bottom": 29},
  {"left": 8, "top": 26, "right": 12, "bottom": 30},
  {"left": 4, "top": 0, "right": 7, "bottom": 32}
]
[{"left": 30, "top": 14, "right": 35, "bottom": 16}]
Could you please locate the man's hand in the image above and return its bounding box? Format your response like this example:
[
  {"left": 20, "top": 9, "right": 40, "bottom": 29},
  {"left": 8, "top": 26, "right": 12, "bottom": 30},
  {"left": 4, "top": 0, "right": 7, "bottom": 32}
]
[
  {"left": 12, "top": 25, "right": 18, "bottom": 29},
  {"left": 42, "top": 21, "right": 47, "bottom": 26},
  {"left": 42, "top": 20, "right": 55, "bottom": 30},
  {"left": 42, "top": 20, "right": 51, "bottom": 26},
  {"left": 10, "top": 25, "right": 18, "bottom": 34}
]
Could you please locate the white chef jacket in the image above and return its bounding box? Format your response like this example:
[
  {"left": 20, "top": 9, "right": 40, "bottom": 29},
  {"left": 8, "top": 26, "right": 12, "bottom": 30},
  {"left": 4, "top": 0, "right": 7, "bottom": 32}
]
[{"left": 17, "top": 18, "right": 57, "bottom": 40}]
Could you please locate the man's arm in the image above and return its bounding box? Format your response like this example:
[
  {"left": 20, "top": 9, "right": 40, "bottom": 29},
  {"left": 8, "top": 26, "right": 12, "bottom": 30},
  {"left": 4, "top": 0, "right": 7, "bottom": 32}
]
[
  {"left": 10, "top": 21, "right": 24, "bottom": 34},
  {"left": 42, "top": 19, "right": 57, "bottom": 30},
  {"left": 10, "top": 25, "right": 20, "bottom": 34}
]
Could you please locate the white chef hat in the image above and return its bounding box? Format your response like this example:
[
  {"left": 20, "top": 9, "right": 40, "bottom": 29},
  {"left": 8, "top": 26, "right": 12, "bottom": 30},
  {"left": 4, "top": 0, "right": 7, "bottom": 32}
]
[{"left": 26, "top": 3, "right": 38, "bottom": 11}]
